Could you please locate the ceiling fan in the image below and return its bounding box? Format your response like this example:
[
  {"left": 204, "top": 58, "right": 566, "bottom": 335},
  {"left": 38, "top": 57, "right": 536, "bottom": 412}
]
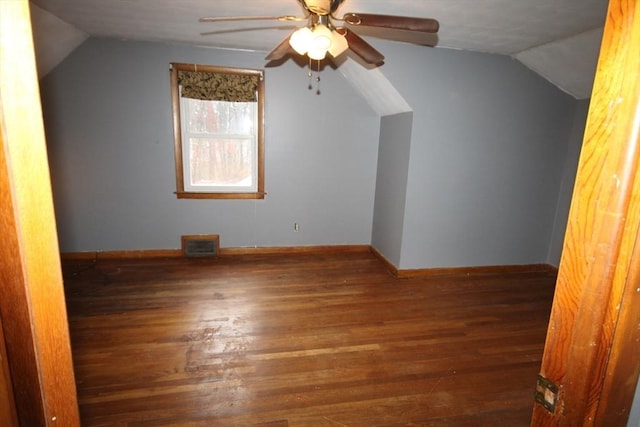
[{"left": 199, "top": 0, "right": 439, "bottom": 66}]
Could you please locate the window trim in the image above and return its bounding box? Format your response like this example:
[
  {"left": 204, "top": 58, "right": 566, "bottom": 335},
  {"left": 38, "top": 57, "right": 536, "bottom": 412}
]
[{"left": 170, "top": 62, "right": 265, "bottom": 199}]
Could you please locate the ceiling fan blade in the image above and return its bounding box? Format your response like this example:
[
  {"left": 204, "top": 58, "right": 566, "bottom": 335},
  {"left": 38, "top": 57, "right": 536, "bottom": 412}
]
[
  {"left": 265, "top": 34, "right": 294, "bottom": 61},
  {"left": 342, "top": 29, "right": 384, "bottom": 65},
  {"left": 199, "top": 15, "right": 305, "bottom": 23},
  {"left": 342, "top": 13, "right": 439, "bottom": 33}
]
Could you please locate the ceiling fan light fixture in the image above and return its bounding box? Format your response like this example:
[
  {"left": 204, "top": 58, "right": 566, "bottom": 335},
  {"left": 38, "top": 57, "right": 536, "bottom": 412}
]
[
  {"left": 289, "top": 26, "right": 314, "bottom": 55},
  {"left": 328, "top": 30, "right": 348, "bottom": 57},
  {"left": 290, "top": 23, "right": 347, "bottom": 60},
  {"left": 311, "top": 24, "right": 332, "bottom": 51},
  {"left": 308, "top": 47, "right": 328, "bottom": 60}
]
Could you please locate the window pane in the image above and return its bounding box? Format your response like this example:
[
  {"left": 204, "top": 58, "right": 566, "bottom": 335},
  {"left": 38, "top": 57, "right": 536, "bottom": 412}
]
[
  {"left": 186, "top": 99, "right": 255, "bottom": 135},
  {"left": 189, "top": 138, "right": 253, "bottom": 187}
]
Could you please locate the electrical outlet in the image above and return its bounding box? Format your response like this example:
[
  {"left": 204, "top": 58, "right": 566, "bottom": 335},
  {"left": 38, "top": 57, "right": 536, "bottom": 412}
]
[{"left": 294, "top": 223, "right": 300, "bottom": 232}]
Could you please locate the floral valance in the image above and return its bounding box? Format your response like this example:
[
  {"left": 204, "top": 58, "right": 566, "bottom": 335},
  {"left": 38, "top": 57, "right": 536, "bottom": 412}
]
[{"left": 177, "top": 70, "right": 259, "bottom": 103}]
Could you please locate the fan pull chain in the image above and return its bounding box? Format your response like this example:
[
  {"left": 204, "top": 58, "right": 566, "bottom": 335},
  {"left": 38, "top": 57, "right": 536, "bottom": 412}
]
[
  {"left": 306, "top": 58, "right": 322, "bottom": 95},
  {"left": 315, "top": 59, "right": 321, "bottom": 95}
]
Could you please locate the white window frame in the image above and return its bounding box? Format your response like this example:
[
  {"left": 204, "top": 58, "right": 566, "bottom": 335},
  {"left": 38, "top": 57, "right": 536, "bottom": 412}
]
[{"left": 180, "top": 97, "right": 258, "bottom": 193}]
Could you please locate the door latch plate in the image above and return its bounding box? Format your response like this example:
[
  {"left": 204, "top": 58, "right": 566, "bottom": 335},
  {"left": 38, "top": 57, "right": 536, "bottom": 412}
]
[{"left": 535, "top": 374, "right": 559, "bottom": 413}]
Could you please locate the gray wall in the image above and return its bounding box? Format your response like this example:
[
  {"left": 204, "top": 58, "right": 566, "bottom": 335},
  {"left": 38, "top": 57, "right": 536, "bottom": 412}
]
[
  {"left": 366, "top": 42, "right": 580, "bottom": 269},
  {"left": 371, "top": 111, "right": 413, "bottom": 266},
  {"left": 546, "top": 100, "right": 589, "bottom": 266},
  {"left": 42, "top": 37, "right": 585, "bottom": 268},
  {"left": 41, "top": 38, "right": 380, "bottom": 252},
  {"left": 629, "top": 378, "right": 640, "bottom": 427}
]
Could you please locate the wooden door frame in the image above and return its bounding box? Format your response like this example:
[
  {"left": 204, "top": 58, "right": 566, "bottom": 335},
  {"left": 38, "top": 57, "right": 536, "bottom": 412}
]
[
  {"left": 532, "top": 0, "right": 640, "bottom": 425},
  {"left": 0, "top": 1, "right": 80, "bottom": 425},
  {"left": 0, "top": 315, "right": 18, "bottom": 426}
]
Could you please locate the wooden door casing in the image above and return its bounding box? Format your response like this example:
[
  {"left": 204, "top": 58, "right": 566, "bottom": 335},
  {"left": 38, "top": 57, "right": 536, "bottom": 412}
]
[{"left": 0, "top": 1, "right": 81, "bottom": 425}]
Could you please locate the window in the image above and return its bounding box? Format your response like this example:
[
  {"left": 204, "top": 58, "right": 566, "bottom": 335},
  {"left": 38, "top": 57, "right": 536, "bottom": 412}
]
[{"left": 170, "top": 63, "right": 265, "bottom": 199}]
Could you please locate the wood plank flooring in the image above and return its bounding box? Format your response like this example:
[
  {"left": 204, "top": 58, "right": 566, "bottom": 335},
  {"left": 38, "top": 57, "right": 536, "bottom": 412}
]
[{"left": 62, "top": 251, "right": 556, "bottom": 426}]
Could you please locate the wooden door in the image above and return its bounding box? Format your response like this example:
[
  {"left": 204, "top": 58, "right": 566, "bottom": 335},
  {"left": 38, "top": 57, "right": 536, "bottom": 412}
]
[
  {"left": 0, "top": 1, "right": 81, "bottom": 425},
  {"left": 531, "top": 0, "right": 640, "bottom": 425}
]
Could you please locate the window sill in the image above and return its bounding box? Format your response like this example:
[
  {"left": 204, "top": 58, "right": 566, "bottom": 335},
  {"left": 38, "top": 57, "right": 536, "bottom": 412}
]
[{"left": 175, "top": 191, "right": 266, "bottom": 200}]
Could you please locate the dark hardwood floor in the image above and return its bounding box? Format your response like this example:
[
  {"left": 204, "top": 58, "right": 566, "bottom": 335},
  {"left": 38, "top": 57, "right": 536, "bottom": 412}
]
[{"left": 62, "top": 250, "right": 556, "bottom": 426}]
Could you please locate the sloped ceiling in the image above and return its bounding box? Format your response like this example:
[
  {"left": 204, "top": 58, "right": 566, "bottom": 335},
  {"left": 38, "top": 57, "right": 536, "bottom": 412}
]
[
  {"left": 30, "top": 0, "right": 609, "bottom": 99},
  {"left": 29, "top": 3, "right": 88, "bottom": 77}
]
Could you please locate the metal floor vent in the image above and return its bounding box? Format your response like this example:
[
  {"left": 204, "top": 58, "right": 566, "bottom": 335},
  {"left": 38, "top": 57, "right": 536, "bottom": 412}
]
[{"left": 182, "top": 234, "right": 219, "bottom": 257}]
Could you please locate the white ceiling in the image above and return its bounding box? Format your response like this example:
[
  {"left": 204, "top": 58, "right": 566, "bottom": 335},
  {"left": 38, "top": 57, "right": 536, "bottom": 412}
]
[{"left": 29, "top": 0, "right": 609, "bottom": 99}]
